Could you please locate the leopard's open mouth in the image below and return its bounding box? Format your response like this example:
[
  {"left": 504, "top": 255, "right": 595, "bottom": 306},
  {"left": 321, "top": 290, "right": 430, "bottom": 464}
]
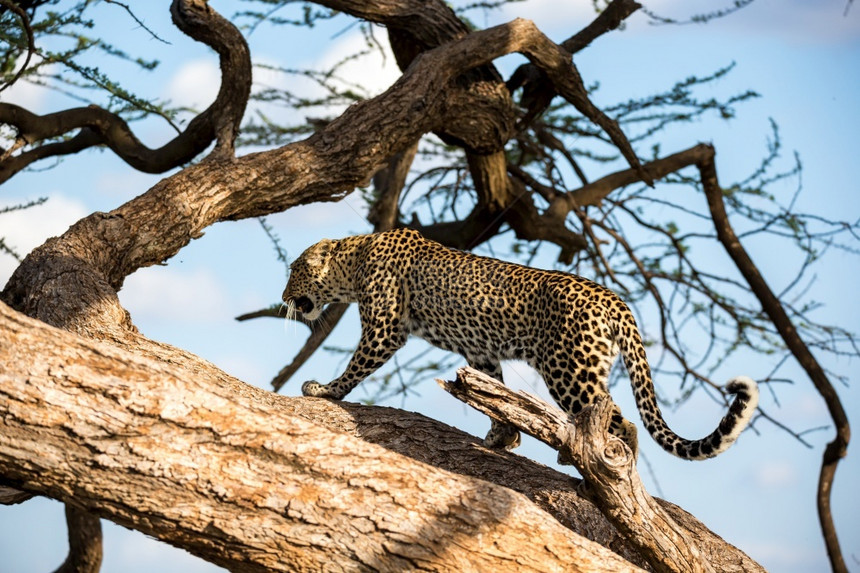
[{"left": 294, "top": 296, "right": 314, "bottom": 315}]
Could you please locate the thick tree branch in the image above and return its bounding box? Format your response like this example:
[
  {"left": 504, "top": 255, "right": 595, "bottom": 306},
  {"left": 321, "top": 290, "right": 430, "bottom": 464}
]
[
  {"left": 1, "top": 300, "right": 767, "bottom": 571},
  {"left": 698, "top": 147, "right": 850, "bottom": 573},
  {"left": 0, "top": 0, "right": 250, "bottom": 183},
  {"left": 0, "top": 300, "right": 645, "bottom": 573}
]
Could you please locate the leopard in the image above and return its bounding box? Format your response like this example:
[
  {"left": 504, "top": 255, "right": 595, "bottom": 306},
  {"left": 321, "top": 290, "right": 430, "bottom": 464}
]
[{"left": 282, "top": 227, "right": 758, "bottom": 460}]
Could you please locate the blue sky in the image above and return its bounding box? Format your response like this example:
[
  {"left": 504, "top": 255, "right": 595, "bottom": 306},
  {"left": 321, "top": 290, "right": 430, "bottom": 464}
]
[{"left": 1, "top": 1, "right": 859, "bottom": 571}]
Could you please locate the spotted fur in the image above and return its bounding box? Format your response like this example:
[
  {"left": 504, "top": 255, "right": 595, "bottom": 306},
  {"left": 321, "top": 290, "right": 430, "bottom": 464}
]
[{"left": 283, "top": 228, "right": 758, "bottom": 459}]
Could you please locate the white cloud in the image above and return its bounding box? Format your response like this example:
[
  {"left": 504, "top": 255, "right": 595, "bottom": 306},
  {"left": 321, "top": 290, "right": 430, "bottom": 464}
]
[
  {"left": 314, "top": 30, "right": 402, "bottom": 98},
  {"left": 1, "top": 78, "right": 52, "bottom": 113},
  {"left": 0, "top": 194, "right": 89, "bottom": 285},
  {"left": 163, "top": 59, "right": 221, "bottom": 111},
  {"left": 118, "top": 266, "right": 229, "bottom": 323},
  {"left": 753, "top": 460, "right": 798, "bottom": 488}
]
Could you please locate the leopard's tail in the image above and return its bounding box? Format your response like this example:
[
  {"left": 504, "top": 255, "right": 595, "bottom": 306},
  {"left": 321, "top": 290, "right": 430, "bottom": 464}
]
[{"left": 617, "top": 314, "right": 759, "bottom": 460}]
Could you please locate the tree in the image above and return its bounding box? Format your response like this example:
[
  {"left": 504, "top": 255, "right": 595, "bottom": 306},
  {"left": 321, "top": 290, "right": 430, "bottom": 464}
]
[{"left": 1, "top": 0, "right": 856, "bottom": 571}]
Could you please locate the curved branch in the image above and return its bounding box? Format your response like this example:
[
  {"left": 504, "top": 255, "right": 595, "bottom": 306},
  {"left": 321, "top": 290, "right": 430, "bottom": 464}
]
[
  {"left": 565, "top": 144, "right": 713, "bottom": 208},
  {"left": 698, "top": 146, "right": 850, "bottom": 573},
  {"left": 169, "top": 0, "right": 250, "bottom": 157},
  {"left": 0, "top": 0, "right": 251, "bottom": 184}
]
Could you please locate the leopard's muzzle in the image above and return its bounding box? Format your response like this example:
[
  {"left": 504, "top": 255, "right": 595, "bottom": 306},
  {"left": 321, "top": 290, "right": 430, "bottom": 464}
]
[{"left": 293, "top": 295, "right": 314, "bottom": 315}]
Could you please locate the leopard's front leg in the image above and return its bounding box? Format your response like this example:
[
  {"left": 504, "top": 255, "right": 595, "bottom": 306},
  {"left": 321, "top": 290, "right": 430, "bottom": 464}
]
[
  {"left": 301, "top": 323, "right": 406, "bottom": 398},
  {"left": 302, "top": 275, "right": 407, "bottom": 399}
]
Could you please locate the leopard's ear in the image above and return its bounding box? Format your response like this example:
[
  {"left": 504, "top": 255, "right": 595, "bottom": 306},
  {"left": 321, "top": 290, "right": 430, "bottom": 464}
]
[
  {"left": 316, "top": 239, "right": 334, "bottom": 256},
  {"left": 306, "top": 238, "right": 335, "bottom": 267}
]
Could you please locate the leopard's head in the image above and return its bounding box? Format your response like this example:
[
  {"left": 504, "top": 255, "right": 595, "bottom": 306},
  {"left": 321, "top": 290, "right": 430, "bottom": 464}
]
[{"left": 282, "top": 239, "right": 336, "bottom": 321}]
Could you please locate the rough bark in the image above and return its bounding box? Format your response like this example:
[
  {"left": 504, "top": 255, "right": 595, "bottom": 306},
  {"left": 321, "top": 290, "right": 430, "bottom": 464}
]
[{"left": 1, "top": 300, "right": 643, "bottom": 573}]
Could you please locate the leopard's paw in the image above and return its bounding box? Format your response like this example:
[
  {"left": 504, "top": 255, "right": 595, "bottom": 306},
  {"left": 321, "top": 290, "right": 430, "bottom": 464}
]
[
  {"left": 483, "top": 422, "right": 521, "bottom": 451},
  {"left": 301, "top": 380, "right": 327, "bottom": 397}
]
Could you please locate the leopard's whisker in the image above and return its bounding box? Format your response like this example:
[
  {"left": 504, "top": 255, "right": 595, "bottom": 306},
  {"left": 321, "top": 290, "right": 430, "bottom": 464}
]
[{"left": 283, "top": 300, "right": 297, "bottom": 335}]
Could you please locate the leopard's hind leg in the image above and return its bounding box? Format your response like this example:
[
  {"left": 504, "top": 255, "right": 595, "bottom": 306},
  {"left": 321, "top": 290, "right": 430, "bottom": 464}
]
[
  {"left": 468, "top": 359, "right": 521, "bottom": 450},
  {"left": 536, "top": 317, "right": 639, "bottom": 457}
]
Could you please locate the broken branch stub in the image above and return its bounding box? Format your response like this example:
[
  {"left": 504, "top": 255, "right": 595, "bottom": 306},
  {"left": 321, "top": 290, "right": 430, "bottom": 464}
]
[{"left": 440, "top": 367, "right": 738, "bottom": 573}]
